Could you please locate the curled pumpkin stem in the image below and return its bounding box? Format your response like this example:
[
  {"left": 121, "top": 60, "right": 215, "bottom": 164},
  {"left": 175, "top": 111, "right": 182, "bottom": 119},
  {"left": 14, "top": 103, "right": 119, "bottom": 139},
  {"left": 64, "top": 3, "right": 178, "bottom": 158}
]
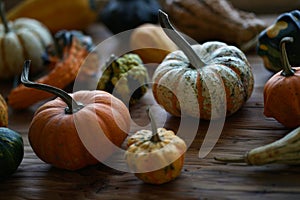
[
  {"left": 21, "top": 60, "right": 84, "bottom": 114},
  {"left": 280, "top": 37, "right": 295, "bottom": 77}
]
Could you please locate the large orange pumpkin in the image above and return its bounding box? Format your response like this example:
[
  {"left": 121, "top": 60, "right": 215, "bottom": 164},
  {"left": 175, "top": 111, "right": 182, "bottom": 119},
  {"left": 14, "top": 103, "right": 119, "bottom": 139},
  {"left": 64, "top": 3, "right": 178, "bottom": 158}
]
[
  {"left": 21, "top": 60, "right": 131, "bottom": 170},
  {"left": 264, "top": 37, "right": 300, "bottom": 128}
]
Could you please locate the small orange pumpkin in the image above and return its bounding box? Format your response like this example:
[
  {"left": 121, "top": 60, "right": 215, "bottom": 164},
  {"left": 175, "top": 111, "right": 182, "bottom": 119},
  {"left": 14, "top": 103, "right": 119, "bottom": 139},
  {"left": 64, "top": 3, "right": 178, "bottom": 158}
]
[
  {"left": 0, "top": 94, "right": 8, "bottom": 127},
  {"left": 264, "top": 37, "right": 300, "bottom": 128},
  {"left": 21, "top": 60, "right": 131, "bottom": 170}
]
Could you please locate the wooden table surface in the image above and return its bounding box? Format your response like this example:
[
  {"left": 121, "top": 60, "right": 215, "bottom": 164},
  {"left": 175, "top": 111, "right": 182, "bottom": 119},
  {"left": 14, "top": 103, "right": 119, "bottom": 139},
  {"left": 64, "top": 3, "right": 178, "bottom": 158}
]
[{"left": 1, "top": 15, "right": 300, "bottom": 200}]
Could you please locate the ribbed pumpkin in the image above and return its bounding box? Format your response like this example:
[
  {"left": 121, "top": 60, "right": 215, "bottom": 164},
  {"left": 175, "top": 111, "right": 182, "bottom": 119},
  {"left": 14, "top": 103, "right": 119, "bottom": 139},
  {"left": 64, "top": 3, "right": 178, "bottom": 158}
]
[
  {"left": 0, "top": 127, "right": 24, "bottom": 179},
  {"left": 0, "top": 0, "right": 53, "bottom": 79},
  {"left": 264, "top": 37, "right": 300, "bottom": 128},
  {"left": 125, "top": 108, "right": 186, "bottom": 184},
  {"left": 0, "top": 94, "right": 8, "bottom": 127},
  {"left": 152, "top": 11, "right": 254, "bottom": 119},
  {"left": 21, "top": 60, "right": 131, "bottom": 170}
]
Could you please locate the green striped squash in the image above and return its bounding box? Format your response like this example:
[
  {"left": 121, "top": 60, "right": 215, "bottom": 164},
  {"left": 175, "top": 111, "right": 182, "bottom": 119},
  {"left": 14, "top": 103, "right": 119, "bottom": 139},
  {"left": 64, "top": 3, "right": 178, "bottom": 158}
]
[{"left": 0, "top": 128, "right": 24, "bottom": 179}]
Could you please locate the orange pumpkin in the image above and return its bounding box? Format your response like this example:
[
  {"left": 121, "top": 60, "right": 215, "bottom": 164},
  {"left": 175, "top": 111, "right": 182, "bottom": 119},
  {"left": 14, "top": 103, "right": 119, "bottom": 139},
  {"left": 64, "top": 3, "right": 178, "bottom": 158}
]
[
  {"left": 0, "top": 94, "right": 8, "bottom": 127},
  {"left": 21, "top": 60, "right": 131, "bottom": 170},
  {"left": 264, "top": 37, "right": 300, "bottom": 128}
]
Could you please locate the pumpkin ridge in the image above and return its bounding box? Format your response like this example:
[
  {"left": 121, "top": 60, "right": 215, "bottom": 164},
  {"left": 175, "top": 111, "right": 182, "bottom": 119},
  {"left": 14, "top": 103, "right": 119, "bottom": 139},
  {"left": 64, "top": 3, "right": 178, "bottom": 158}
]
[
  {"left": 155, "top": 67, "right": 185, "bottom": 116},
  {"left": 60, "top": 115, "right": 97, "bottom": 169},
  {"left": 0, "top": 35, "right": 16, "bottom": 76},
  {"left": 15, "top": 32, "right": 29, "bottom": 61},
  {"left": 209, "top": 64, "right": 245, "bottom": 115},
  {"left": 196, "top": 70, "right": 204, "bottom": 118},
  {"left": 29, "top": 109, "right": 59, "bottom": 164},
  {"left": 0, "top": 37, "right": 10, "bottom": 76}
]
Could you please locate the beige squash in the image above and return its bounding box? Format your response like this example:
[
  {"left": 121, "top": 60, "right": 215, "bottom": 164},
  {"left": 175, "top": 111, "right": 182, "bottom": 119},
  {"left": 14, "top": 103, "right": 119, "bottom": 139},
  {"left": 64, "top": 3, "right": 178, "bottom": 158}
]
[{"left": 0, "top": 1, "right": 53, "bottom": 79}]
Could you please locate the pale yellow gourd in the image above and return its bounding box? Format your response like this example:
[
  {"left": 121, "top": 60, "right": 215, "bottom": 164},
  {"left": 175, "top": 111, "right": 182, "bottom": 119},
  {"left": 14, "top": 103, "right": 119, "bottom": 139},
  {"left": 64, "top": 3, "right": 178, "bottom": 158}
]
[
  {"left": 130, "top": 23, "right": 178, "bottom": 64},
  {"left": 125, "top": 108, "right": 186, "bottom": 184}
]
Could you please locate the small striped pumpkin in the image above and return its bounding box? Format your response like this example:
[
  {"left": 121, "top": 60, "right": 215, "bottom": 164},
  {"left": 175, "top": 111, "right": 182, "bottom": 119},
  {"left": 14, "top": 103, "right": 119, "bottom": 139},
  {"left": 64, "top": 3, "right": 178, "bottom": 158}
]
[
  {"left": 152, "top": 11, "right": 254, "bottom": 120},
  {"left": 0, "top": 1, "right": 53, "bottom": 79}
]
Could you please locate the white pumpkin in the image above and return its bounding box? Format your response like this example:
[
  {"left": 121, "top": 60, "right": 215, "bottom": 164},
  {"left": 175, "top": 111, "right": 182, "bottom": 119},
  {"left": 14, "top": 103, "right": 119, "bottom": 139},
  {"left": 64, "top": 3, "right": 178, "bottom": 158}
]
[
  {"left": 152, "top": 11, "right": 254, "bottom": 120},
  {"left": 0, "top": 2, "right": 53, "bottom": 79}
]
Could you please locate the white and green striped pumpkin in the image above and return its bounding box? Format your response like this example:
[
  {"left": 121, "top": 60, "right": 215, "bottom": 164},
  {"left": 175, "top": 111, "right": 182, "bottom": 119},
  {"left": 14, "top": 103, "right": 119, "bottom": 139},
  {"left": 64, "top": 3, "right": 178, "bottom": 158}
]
[
  {"left": 0, "top": 1, "right": 53, "bottom": 79},
  {"left": 152, "top": 11, "right": 254, "bottom": 120}
]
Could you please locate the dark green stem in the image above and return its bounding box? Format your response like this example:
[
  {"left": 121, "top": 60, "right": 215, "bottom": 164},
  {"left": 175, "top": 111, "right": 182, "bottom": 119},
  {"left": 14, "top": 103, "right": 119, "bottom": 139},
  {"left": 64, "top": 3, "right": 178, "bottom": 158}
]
[
  {"left": 158, "top": 10, "right": 205, "bottom": 69},
  {"left": 147, "top": 107, "right": 161, "bottom": 143},
  {"left": 280, "top": 37, "right": 295, "bottom": 77},
  {"left": 0, "top": 0, "right": 11, "bottom": 33},
  {"left": 21, "top": 60, "right": 84, "bottom": 114}
]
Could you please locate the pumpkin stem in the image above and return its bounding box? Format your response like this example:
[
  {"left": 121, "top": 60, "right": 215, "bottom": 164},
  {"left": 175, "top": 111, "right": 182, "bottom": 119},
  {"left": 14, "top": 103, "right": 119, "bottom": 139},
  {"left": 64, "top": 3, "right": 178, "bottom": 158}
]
[
  {"left": 0, "top": 0, "right": 11, "bottom": 33},
  {"left": 158, "top": 10, "right": 206, "bottom": 69},
  {"left": 20, "top": 60, "right": 84, "bottom": 114},
  {"left": 214, "top": 156, "right": 246, "bottom": 164},
  {"left": 147, "top": 107, "right": 161, "bottom": 143},
  {"left": 280, "top": 37, "right": 295, "bottom": 77}
]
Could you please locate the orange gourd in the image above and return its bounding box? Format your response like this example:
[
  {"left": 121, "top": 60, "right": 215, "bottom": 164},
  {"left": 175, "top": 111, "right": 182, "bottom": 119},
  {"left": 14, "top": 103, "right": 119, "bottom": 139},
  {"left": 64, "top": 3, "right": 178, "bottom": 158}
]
[
  {"left": 21, "top": 60, "right": 131, "bottom": 170},
  {"left": 0, "top": 94, "right": 8, "bottom": 127},
  {"left": 264, "top": 37, "right": 300, "bottom": 128}
]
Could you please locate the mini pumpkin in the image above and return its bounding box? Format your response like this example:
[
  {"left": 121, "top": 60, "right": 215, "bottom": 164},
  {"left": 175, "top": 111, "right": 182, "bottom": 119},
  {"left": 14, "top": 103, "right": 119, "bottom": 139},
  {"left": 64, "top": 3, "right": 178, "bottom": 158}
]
[
  {"left": 0, "top": 127, "right": 24, "bottom": 179},
  {"left": 125, "top": 108, "right": 186, "bottom": 184},
  {"left": 257, "top": 10, "right": 300, "bottom": 72},
  {"left": 264, "top": 37, "right": 300, "bottom": 128},
  {"left": 0, "top": 0, "right": 53, "bottom": 79},
  {"left": 97, "top": 54, "right": 149, "bottom": 105},
  {"left": 21, "top": 60, "right": 131, "bottom": 170},
  {"left": 0, "top": 94, "right": 8, "bottom": 127},
  {"left": 152, "top": 10, "right": 254, "bottom": 119}
]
